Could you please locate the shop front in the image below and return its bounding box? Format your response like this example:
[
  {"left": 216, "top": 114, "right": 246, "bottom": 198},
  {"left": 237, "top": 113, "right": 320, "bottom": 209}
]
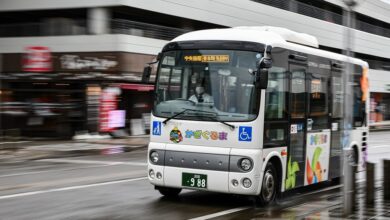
[
  {"left": 369, "top": 69, "right": 390, "bottom": 127},
  {"left": 0, "top": 49, "right": 155, "bottom": 138}
]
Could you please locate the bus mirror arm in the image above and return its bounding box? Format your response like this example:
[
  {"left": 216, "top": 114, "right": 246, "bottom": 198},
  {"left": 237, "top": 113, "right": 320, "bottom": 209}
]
[{"left": 142, "top": 53, "right": 162, "bottom": 83}]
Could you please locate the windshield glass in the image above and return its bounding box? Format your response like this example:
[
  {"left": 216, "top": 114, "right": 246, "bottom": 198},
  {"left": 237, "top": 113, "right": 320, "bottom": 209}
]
[{"left": 153, "top": 49, "right": 262, "bottom": 122}]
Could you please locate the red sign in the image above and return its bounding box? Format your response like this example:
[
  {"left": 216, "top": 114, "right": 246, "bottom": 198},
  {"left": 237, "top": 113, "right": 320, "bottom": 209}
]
[
  {"left": 99, "top": 89, "right": 118, "bottom": 132},
  {"left": 22, "top": 46, "right": 52, "bottom": 72},
  {"left": 120, "top": 83, "right": 155, "bottom": 91}
]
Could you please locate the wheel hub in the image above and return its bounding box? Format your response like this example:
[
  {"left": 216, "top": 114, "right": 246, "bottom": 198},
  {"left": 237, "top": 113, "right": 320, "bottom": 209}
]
[{"left": 262, "top": 170, "right": 275, "bottom": 201}]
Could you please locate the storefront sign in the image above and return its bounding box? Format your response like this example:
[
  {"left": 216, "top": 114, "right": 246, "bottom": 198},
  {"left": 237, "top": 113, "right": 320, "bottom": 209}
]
[
  {"left": 108, "top": 110, "right": 126, "bottom": 128},
  {"left": 22, "top": 46, "right": 52, "bottom": 72},
  {"left": 3, "top": 52, "right": 156, "bottom": 79},
  {"left": 99, "top": 88, "right": 120, "bottom": 132},
  {"left": 60, "top": 54, "right": 118, "bottom": 71}
]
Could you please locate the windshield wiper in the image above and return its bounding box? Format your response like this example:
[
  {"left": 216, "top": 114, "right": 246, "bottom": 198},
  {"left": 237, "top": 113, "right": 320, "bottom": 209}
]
[
  {"left": 162, "top": 108, "right": 213, "bottom": 125},
  {"left": 201, "top": 115, "right": 235, "bottom": 130},
  {"left": 162, "top": 109, "right": 235, "bottom": 131}
]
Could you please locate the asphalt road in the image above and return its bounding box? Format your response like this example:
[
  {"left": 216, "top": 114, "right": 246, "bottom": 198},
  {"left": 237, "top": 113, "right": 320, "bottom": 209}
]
[{"left": 0, "top": 132, "right": 389, "bottom": 220}]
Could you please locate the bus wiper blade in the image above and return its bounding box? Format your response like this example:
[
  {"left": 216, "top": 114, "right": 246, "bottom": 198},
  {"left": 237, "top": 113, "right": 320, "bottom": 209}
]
[
  {"left": 162, "top": 109, "right": 235, "bottom": 131},
  {"left": 162, "top": 108, "right": 214, "bottom": 125},
  {"left": 162, "top": 109, "right": 190, "bottom": 125},
  {"left": 201, "top": 115, "right": 235, "bottom": 130}
]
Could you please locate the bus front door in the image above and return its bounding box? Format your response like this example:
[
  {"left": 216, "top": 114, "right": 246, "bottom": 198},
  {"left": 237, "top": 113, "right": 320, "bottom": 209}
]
[{"left": 286, "top": 65, "right": 307, "bottom": 190}]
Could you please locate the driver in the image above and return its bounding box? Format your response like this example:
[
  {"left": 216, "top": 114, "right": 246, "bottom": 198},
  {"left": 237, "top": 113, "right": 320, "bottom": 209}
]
[{"left": 189, "top": 80, "right": 213, "bottom": 103}]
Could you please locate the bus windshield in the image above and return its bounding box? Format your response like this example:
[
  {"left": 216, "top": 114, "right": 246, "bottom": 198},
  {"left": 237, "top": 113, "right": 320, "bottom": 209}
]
[{"left": 153, "top": 49, "right": 262, "bottom": 122}]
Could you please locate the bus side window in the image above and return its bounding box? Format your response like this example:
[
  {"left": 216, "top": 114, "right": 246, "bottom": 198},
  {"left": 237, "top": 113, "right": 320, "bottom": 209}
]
[
  {"left": 265, "top": 68, "right": 288, "bottom": 120},
  {"left": 353, "top": 65, "right": 366, "bottom": 127},
  {"left": 264, "top": 68, "right": 288, "bottom": 147},
  {"left": 291, "top": 72, "right": 306, "bottom": 118},
  {"left": 308, "top": 73, "right": 329, "bottom": 130}
]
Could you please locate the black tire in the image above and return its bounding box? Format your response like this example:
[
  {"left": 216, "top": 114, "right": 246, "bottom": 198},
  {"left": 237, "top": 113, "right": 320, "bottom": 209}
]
[
  {"left": 157, "top": 186, "right": 182, "bottom": 197},
  {"left": 257, "top": 162, "right": 278, "bottom": 206},
  {"left": 351, "top": 146, "right": 359, "bottom": 173}
]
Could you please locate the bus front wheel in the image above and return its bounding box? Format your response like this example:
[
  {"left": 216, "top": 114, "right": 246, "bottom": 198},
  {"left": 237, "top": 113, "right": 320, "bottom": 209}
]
[
  {"left": 257, "top": 162, "right": 278, "bottom": 205},
  {"left": 156, "top": 186, "right": 182, "bottom": 197}
]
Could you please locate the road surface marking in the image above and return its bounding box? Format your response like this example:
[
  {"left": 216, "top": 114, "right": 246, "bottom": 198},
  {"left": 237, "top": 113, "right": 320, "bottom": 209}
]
[
  {"left": 0, "top": 177, "right": 147, "bottom": 200},
  {"left": 0, "top": 164, "right": 110, "bottom": 178},
  {"left": 368, "top": 211, "right": 390, "bottom": 220},
  {"left": 0, "top": 141, "right": 31, "bottom": 145},
  {"left": 36, "top": 158, "right": 147, "bottom": 166},
  {"left": 188, "top": 206, "right": 250, "bottom": 220},
  {"left": 368, "top": 144, "right": 390, "bottom": 148},
  {"left": 190, "top": 183, "right": 348, "bottom": 220}
]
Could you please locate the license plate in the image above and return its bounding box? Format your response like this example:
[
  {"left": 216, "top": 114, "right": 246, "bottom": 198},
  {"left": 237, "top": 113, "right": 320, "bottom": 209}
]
[{"left": 182, "top": 173, "right": 207, "bottom": 189}]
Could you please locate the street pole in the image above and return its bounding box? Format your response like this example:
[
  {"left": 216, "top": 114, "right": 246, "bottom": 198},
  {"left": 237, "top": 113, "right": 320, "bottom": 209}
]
[{"left": 342, "top": 0, "right": 356, "bottom": 216}]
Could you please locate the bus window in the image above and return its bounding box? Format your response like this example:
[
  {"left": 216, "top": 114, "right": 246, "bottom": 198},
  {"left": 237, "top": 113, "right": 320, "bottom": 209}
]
[
  {"left": 309, "top": 73, "right": 329, "bottom": 130},
  {"left": 289, "top": 67, "right": 307, "bottom": 186},
  {"left": 291, "top": 71, "right": 306, "bottom": 119},
  {"left": 265, "top": 67, "right": 288, "bottom": 120},
  {"left": 353, "top": 65, "right": 366, "bottom": 127},
  {"left": 332, "top": 75, "right": 343, "bottom": 118},
  {"left": 157, "top": 51, "right": 183, "bottom": 101},
  {"left": 264, "top": 68, "right": 288, "bottom": 146}
]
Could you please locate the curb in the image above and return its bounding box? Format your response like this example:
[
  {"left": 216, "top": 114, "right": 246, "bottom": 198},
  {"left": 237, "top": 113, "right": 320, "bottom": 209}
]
[
  {"left": 369, "top": 128, "right": 390, "bottom": 132},
  {"left": 0, "top": 144, "right": 147, "bottom": 163}
]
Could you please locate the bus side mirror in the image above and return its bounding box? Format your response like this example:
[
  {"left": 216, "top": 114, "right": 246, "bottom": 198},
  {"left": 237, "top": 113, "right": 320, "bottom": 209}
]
[
  {"left": 142, "top": 66, "right": 152, "bottom": 83},
  {"left": 255, "top": 57, "right": 271, "bottom": 89},
  {"left": 259, "top": 57, "right": 272, "bottom": 69},
  {"left": 255, "top": 69, "right": 268, "bottom": 89},
  {"left": 142, "top": 52, "right": 161, "bottom": 83}
]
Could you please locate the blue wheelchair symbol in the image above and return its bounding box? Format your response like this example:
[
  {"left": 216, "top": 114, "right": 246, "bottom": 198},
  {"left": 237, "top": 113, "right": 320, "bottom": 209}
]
[
  {"left": 152, "top": 121, "right": 161, "bottom": 136},
  {"left": 238, "top": 126, "right": 252, "bottom": 142}
]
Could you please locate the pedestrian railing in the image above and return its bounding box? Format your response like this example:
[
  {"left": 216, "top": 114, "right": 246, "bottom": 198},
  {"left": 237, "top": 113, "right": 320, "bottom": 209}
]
[{"left": 365, "top": 160, "right": 390, "bottom": 205}]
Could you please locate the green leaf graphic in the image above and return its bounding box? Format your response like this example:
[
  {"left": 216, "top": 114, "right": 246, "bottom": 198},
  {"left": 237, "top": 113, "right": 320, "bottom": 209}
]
[
  {"left": 292, "top": 161, "right": 300, "bottom": 173},
  {"left": 285, "top": 157, "right": 300, "bottom": 190},
  {"left": 311, "top": 147, "right": 322, "bottom": 169}
]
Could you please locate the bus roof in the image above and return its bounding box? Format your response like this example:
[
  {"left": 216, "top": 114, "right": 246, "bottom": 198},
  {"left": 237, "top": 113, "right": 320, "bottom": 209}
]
[{"left": 171, "top": 26, "right": 368, "bottom": 68}]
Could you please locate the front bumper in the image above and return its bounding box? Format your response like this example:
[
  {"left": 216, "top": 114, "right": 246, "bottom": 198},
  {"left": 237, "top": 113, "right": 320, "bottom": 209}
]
[{"left": 148, "top": 142, "right": 263, "bottom": 195}]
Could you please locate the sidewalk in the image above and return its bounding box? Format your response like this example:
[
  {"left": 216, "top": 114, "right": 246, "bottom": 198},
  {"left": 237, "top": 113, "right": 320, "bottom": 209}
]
[
  {"left": 0, "top": 135, "right": 149, "bottom": 163},
  {"left": 303, "top": 186, "right": 389, "bottom": 219}
]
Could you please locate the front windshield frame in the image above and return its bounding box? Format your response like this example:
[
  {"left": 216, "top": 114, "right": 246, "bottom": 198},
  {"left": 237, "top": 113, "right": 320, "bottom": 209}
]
[{"left": 153, "top": 41, "right": 265, "bottom": 123}]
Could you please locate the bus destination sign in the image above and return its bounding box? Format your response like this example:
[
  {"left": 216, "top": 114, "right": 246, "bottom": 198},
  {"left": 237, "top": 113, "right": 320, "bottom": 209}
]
[{"left": 184, "top": 55, "right": 230, "bottom": 63}]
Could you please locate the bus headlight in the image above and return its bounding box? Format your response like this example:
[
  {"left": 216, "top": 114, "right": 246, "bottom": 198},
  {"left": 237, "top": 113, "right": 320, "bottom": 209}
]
[
  {"left": 150, "top": 151, "right": 159, "bottom": 164},
  {"left": 149, "top": 169, "right": 155, "bottom": 179},
  {"left": 242, "top": 178, "right": 252, "bottom": 188},
  {"left": 239, "top": 158, "right": 253, "bottom": 171}
]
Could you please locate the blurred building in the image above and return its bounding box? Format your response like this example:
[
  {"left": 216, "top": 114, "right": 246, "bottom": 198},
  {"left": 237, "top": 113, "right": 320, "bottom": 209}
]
[{"left": 0, "top": 0, "right": 390, "bottom": 138}]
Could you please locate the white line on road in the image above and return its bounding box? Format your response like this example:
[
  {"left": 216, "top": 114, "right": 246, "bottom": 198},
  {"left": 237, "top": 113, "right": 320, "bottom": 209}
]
[
  {"left": 0, "top": 164, "right": 111, "bottom": 178},
  {"left": 36, "top": 158, "right": 147, "bottom": 166},
  {"left": 188, "top": 206, "right": 250, "bottom": 220},
  {"left": 367, "top": 145, "right": 390, "bottom": 148},
  {"left": 0, "top": 177, "right": 147, "bottom": 200},
  {"left": 0, "top": 141, "right": 31, "bottom": 145},
  {"left": 188, "top": 181, "right": 370, "bottom": 220}
]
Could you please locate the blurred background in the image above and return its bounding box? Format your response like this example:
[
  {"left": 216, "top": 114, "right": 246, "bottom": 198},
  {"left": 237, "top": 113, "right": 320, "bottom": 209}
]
[
  {"left": 0, "top": 1, "right": 390, "bottom": 220},
  {"left": 1, "top": 0, "right": 390, "bottom": 140}
]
